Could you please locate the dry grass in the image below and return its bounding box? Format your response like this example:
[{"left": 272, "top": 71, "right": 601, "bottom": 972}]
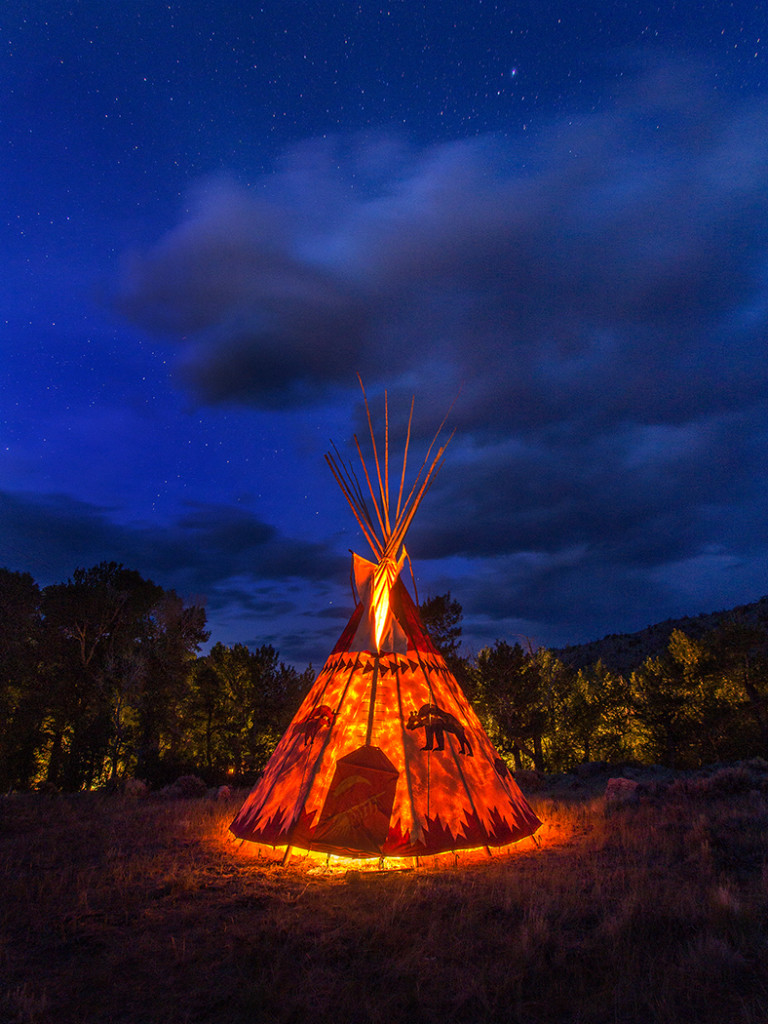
[{"left": 1, "top": 785, "right": 767, "bottom": 1024}]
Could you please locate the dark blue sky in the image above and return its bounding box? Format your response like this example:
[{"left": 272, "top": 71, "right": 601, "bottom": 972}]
[{"left": 3, "top": 1, "right": 768, "bottom": 665}]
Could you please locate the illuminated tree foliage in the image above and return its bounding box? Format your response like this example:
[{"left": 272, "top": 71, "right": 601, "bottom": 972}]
[
  {"left": 179, "top": 642, "right": 311, "bottom": 782},
  {"left": 709, "top": 618, "right": 768, "bottom": 755},
  {"left": 473, "top": 644, "right": 631, "bottom": 772},
  {"left": 630, "top": 623, "right": 768, "bottom": 768},
  {"left": 474, "top": 618, "right": 768, "bottom": 772},
  {"left": 474, "top": 640, "right": 550, "bottom": 770},
  {"left": 563, "top": 660, "right": 638, "bottom": 766},
  {"left": 0, "top": 563, "right": 209, "bottom": 790},
  {"left": 419, "top": 592, "right": 474, "bottom": 692},
  {"left": 3, "top": 566, "right": 768, "bottom": 789}
]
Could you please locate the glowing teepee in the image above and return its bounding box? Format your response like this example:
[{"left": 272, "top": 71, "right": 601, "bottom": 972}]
[{"left": 230, "top": 386, "right": 541, "bottom": 860}]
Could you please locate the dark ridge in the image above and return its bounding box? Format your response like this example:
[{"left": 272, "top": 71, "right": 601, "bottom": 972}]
[{"left": 555, "top": 595, "right": 768, "bottom": 674}]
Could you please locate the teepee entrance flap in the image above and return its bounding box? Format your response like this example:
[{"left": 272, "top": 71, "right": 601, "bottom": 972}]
[{"left": 312, "top": 744, "right": 399, "bottom": 855}]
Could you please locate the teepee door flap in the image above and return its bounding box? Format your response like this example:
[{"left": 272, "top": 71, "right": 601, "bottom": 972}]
[{"left": 312, "top": 744, "right": 399, "bottom": 855}]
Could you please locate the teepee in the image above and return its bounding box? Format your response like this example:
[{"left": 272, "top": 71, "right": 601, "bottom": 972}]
[{"left": 230, "top": 386, "right": 541, "bottom": 860}]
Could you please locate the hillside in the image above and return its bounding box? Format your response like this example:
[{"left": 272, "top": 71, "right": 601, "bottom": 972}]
[{"left": 555, "top": 594, "right": 768, "bottom": 674}]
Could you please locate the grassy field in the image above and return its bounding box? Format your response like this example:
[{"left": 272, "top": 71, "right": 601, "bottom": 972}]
[{"left": 2, "top": 778, "right": 767, "bottom": 1024}]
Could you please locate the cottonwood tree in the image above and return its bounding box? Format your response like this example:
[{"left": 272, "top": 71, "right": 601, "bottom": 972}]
[
  {"left": 419, "top": 592, "right": 473, "bottom": 692},
  {"left": 630, "top": 629, "right": 726, "bottom": 768},
  {"left": 133, "top": 591, "right": 209, "bottom": 782},
  {"left": 184, "top": 642, "right": 310, "bottom": 781},
  {"left": 41, "top": 563, "right": 161, "bottom": 788},
  {"left": 420, "top": 593, "right": 463, "bottom": 660},
  {"left": 548, "top": 660, "right": 635, "bottom": 768},
  {"left": 40, "top": 562, "right": 207, "bottom": 788},
  {"left": 474, "top": 640, "right": 552, "bottom": 770}
]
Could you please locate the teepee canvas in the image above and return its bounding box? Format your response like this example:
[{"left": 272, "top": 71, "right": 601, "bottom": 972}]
[{"left": 230, "top": 388, "right": 541, "bottom": 860}]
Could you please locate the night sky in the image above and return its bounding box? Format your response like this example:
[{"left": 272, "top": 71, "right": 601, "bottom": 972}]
[{"left": 4, "top": 1, "right": 768, "bottom": 666}]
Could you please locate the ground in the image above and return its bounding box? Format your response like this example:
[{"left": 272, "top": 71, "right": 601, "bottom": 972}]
[{"left": 1, "top": 771, "right": 767, "bottom": 1024}]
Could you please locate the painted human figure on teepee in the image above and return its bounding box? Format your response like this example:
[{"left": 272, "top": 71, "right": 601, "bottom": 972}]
[{"left": 230, "top": 383, "right": 541, "bottom": 860}]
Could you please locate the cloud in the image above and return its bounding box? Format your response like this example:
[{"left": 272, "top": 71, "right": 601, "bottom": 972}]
[
  {"left": 111, "top": 61, "right": 768, "bottom": 649},
  {"left": 115, "top": 67, "right": 768, "bottom": 429},
  {"left": 412, "top": 408, "right": 767, "bottom": 560},
  {"left": 405, "top": 400, "right": 768, "bottom": 644},
  {"left": 0, "top": 490, "right": 345, "bottom": 657}
]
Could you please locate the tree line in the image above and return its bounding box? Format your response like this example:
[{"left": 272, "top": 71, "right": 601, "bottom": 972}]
[
  {"left": 422, "top": 594, "right": 768, "bottom": 772},
  {"left": 0, "top": 564, "right": 311, "bottom": 791},
  {"left": 1, "top": 565, "right": 767, "bottom": 791}
]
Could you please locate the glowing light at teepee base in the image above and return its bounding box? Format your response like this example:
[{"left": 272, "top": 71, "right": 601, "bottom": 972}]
[
  {"left": 226, "top": 835, "right": 543, "bottom": 874},
  {"left": 229, "top": 381, "right": 542, "bottom": 868}
]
